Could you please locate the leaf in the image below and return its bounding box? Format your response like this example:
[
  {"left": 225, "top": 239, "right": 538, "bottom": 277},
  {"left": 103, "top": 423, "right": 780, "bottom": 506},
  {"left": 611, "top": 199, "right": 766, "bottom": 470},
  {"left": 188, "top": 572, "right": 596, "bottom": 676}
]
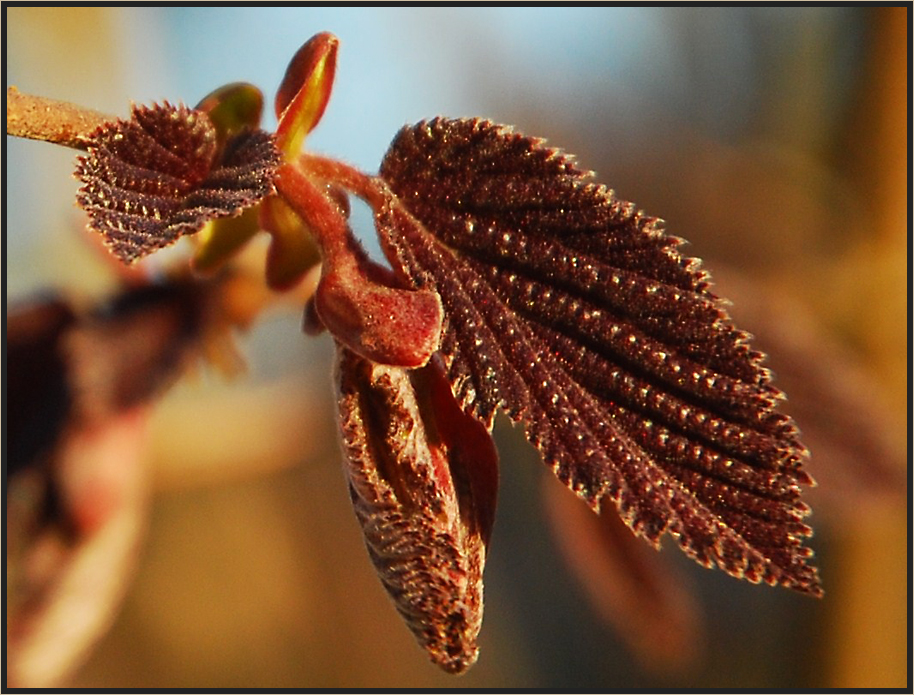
[
  {"left": 336, "top": 347, "right": 498, "bottom": 673},
  {"left": 6, "top": 270, "right": 268, "bottom": 686},
  {"left": 76, "top": 102, "right": 280, "bottom": 264},
  {"left": 63, "top": 276, "right": 236, "bottom": 421},
  {"left": 7, "top": 273, "right": 246, "bottom": 484},
  {"left": 273, "top": 32, "right": 339, "bottom": 159},
  {"left": 6, "top": 299, "right": 76, "bottom": 482},
  {"left": 376, "top": 117, "right": 821, "bottom": 595}
]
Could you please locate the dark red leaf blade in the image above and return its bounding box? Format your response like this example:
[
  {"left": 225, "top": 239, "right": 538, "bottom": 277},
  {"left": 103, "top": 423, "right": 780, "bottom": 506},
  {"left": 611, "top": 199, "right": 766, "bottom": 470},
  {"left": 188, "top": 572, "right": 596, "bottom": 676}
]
[
  {"left": 376, "top": 117, "right": 821, "bottom": 595},
  {"left": 76, "top": 102, "right": 280, "bottom": 264}
]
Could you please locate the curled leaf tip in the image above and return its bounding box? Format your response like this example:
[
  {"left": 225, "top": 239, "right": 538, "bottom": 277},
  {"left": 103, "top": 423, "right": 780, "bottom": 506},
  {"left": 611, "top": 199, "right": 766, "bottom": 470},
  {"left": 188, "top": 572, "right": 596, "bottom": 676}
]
[
  {"left": 272, "top": 159, "right": 443, "bottom": 365},
  {"left": 316, "top": 265, "right": 443, "bottom": 369}
]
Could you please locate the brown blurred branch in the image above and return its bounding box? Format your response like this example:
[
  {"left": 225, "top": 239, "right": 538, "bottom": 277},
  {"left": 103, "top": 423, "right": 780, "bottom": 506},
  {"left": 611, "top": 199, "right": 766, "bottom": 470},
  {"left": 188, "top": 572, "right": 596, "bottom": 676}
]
[{"left": 6, "top": 86, "right": 112, "bottom": 150}]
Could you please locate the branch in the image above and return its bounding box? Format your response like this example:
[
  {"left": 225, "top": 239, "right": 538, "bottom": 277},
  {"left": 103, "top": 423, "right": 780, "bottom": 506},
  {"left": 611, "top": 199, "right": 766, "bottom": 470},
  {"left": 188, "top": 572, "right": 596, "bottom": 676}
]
[{"left": 6, "top": 87, "right": 112, "bottom": 150}]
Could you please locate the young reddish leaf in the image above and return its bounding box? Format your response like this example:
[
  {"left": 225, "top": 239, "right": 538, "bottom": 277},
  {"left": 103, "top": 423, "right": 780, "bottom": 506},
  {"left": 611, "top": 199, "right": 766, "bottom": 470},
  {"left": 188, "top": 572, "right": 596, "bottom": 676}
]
[
  {"left": 6, "top": 300, "right": 77, "bottom": 482},
  {"left": 5, "top": 269, "right": 262, "bottom": 685},
  {"left": 64, "top": 277, "right": 232, "bottom": 421},
  {"left": 336, "top": 347, "right": 498, "bottom": 674},
  {"left": 8, "top": 274, "right": 244, "bottom": 444},
  {"left": 376, "top": 118, "right": 820, "bottom": 596},
  {"left": 274, "top": 32, "right": 339, "bottom": 159},
  {"left": 189, "top": 84, "right": 272, "bottom": 274},
  {"left": 6, "top": 407, "right": 148, "bottom": 688},
  {"left": 76, "top": 102, "right": 280, "bottom": 264}
]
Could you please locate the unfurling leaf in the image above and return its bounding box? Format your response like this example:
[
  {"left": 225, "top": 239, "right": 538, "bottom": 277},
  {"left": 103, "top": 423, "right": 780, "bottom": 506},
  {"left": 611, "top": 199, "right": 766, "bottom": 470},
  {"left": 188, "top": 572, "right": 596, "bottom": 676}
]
[
  {"left": 8, "top": 274, "right": 243, "bottom": 463},
  {"left": 336, "top": 347, "right": 499, "bottom": 674},
  {"left": 76, "top": 102, "right": 280, "bottom": 264},
  {"left": 376, "top": 117, "right": 820, "bottom": 595},
  {"left": 274, "top": 32, "right": 338, "bottom": 159}
]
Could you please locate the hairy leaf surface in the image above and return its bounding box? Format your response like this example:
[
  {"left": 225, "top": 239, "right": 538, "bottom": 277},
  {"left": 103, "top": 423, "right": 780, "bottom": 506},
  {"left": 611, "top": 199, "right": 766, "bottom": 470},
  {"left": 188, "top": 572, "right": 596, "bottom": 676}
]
[
  {"left": 76, "top": 103, "right": 279, "bottom": 263},
  {"left": 336, "top": 348, "right": 498, "bottom": 673},
  {"left": 376, "top": 117, "right": 820, "bottom": 595}
]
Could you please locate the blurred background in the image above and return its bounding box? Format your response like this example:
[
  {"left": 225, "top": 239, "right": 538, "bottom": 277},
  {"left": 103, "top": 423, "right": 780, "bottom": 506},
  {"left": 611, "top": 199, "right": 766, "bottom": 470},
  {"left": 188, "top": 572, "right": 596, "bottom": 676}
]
[{"left": 5, "top": 6, "right": 907, "bottom": 689}]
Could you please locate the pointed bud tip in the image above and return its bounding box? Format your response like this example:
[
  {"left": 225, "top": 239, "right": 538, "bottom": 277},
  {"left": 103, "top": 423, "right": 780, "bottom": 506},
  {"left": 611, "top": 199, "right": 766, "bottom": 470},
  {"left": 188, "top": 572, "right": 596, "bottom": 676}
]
[{"left": 274, "top": 32, "right": 339, "bottom": 158}]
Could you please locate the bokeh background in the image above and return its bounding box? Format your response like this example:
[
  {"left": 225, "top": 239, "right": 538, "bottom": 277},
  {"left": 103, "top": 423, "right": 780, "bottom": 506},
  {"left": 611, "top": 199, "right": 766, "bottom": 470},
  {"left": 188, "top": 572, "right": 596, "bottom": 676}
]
[{"left": 6, "top": 6, "right": 908, "bottom": 689}]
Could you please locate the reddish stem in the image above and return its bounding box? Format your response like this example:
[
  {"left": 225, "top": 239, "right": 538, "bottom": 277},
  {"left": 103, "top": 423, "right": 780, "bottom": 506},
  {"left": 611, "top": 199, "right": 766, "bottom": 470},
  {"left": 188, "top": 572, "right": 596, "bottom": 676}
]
[
  {"left": 274, "top": 161, "right": 442, "bottom": 368},
  {"left": 274, "top": 161, "right": 354, "bottom": 264},
  {"left": 297, "top": 152, "right": 390, "bottom": 210}
]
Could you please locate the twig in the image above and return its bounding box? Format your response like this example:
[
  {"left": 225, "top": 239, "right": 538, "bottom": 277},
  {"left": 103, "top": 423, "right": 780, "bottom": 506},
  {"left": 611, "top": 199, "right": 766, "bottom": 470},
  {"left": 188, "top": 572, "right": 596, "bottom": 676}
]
[{"left": 6, "top": 87, "right": 113, "bottom": 150}]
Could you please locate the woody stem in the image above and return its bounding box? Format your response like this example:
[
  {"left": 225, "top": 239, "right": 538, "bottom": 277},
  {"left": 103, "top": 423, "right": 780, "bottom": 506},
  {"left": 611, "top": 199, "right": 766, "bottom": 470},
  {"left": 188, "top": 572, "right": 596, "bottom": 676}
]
[{"left": 6, "top": 87, "right": 112, "bottom": 150}]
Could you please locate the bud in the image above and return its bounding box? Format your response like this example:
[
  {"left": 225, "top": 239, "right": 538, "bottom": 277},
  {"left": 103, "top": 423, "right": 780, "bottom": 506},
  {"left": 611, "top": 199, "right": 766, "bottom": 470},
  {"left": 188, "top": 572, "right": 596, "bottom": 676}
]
[
  {"left": 274, "top": 32, "right": 339, "bottom": 159},
  {"left": 195, "top": 82, "right": 264, "bottom": 144}
]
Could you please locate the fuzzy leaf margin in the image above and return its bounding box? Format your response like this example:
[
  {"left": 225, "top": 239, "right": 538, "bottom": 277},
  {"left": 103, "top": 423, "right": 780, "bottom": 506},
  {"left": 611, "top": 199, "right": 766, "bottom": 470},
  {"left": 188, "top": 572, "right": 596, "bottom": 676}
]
[
  {"left": 376, "top": 117, "right": 821, "bottom": 596},
  {"left": 76, "top": 102, "right": 280, "bottom": 264}
]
